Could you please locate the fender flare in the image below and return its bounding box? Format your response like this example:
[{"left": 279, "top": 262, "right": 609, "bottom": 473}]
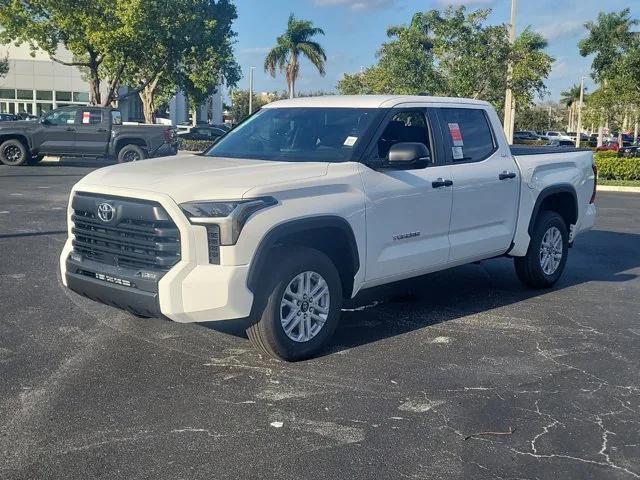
[
  {"left": 528, "top": 183, "right": 578, "bottom": 235},
  {"left": 246, "top": 215, "right": 360, "bottom": 293}
]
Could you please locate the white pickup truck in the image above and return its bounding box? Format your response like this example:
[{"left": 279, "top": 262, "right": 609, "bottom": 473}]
[{"left": 60, "top": 95, "right": 597, "bottom": 360}]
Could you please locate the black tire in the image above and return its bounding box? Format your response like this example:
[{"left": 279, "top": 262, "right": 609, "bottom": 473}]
[
  {"left": 117, "top": 144, "right": 146, "bottom": 163},
  {"left": 247, "top": 247, "right": 342, "bottom": 361},
  {"left": 514, "top": 211, "right": 569, "bottom": 289},
  {"left": 0, "top": 139, "right": 30, "bottom": 166}
]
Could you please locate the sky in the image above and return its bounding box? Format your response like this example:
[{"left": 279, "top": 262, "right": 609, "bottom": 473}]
[{"left": 231, "top": 0, "right": 635, "bottom": 103}]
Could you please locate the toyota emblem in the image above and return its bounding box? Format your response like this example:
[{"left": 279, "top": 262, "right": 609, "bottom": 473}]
[{"left": 97, "top": 202, "right": 115, "bottom": 222}]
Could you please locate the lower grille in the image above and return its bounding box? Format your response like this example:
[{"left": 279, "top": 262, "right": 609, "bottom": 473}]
[{"left": 71, "top": 193, "right": 181, "bottom": 272}]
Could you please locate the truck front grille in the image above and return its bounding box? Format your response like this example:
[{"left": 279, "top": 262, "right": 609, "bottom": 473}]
[{"left": 71, "top": 193, "right": 181, "bottom": 272}]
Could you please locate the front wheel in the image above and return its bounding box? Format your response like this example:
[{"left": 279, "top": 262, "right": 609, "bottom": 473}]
[
  {"left": 247, "top": 247, "right": 342, "bottom": 361},
  {"left": 514, "top": 211, "right": 569, "bottom": 289},
  {"left": 0, "top": 139, "right": 30, "bottom": 166},
  {"left": 117, "top": 144, "right": 146, "bottom": 163}
]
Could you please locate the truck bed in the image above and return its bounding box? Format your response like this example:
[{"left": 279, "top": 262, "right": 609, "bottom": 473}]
[{"left": 510, "top": 146, "right": 592, "bottom": 156}]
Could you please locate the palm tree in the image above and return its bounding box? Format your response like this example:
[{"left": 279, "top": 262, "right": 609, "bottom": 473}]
[
  {"left": 560, "top": 84, "right": 585, "bottom": 132},
  {"left": 264, "top": 14, "right": 327, "bottom": 99}
]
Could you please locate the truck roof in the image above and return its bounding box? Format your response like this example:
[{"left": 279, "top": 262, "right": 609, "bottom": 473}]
[{"left": 263, "top": 95, "right": 492, "bottom": 109}]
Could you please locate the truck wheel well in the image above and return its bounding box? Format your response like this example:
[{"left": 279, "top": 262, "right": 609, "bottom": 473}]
[
  {"left": 271, "top": 228, "right": 356, "bottom": 298},
  {"left": 535, "top": 191, "right": 578, "bottom": 232},
  {"left": 248, "top": 217, "right": 360, "bottom": 300},
  {"left": 115, "top": 138, "right": 147, "bottom": 154},
  {"left": 0, "top": 134, "right": 29, "bottom": 151}
]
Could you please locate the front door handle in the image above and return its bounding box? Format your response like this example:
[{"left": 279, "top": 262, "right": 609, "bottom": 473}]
[
  {"left": 499, "top": 171, "right": 517, "bottom": 180},
  {"left": 65, "top": 127, "right": 76, "bottom": 132},
  {"left": 432, "top": 178, "right": 453, "bottom": 188}
]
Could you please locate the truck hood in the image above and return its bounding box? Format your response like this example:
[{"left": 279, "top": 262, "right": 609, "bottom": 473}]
[
  {"left": 77, "top": 153, "right": 330, "bottom": 203},
  {"left": 0, "top": 120, "right": 36, "bottom": 129}
]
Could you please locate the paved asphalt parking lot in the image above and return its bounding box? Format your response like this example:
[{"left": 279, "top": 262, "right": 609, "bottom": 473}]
[{"left": 0, "top": 160, "right": 639, "bottom": 480}]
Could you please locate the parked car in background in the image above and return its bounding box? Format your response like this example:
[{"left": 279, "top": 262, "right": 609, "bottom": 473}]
[
  {"left": 513, "top": 131, "right": 541, "bottom": 141},
  {"left": 15, "top": 112, "right": 38, "bottom": 121},
  {"left": 548, "top": 139, "right": 576, "bottom": 147},
  {"left": 181, "top": 125, "right": 228, "bottom": 142},
  {"left": 618, "top": 145, "right": 640, "bottom": 157},
  {"left": 0, "top": 113, "right": 19, "bottom": 122},
  {"left": 0, "top": 106, "right": 177, "bottom": 166},
  {"left": 60, "top": 95, "right": 597, "bottom": 360},
  {"left": 543, "top": 131, "right": 572, "bottom": 141}
]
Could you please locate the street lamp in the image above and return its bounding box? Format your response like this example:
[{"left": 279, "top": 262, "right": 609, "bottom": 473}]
[
  {"left": 575, "top": 76, "right": 586, "bottom": 148},
  {"left": 503, "top": 0, "right": 517, "bottom": 144},
  {"left": 248, "top": 66, "right": 255, "bottom": 116}
]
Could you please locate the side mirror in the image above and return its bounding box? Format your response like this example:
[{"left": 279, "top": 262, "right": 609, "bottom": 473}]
[
  {"left": 40, "top": 117, "right": 48, "bottom": 125},
  {"left": 386, "top": 142, "right": 431, "bottom": 168}
]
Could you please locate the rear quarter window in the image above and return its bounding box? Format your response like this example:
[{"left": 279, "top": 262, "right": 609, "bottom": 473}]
[{"left": 439, "top": 108, "right": 496, "bottom": 163}]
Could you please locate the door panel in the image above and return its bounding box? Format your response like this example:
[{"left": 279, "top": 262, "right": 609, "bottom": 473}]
[
  {"left": 436, "top": 107, "right": 520, "bottom": 262},
  {"left": 75, "top": 108, "right": 110, "bottom": 155},
  {"left": 34, "top": 108, "right": 78, "bottom": 154},
  {"left": 359, "top": 108, "right": 453, "bottom": 283}
]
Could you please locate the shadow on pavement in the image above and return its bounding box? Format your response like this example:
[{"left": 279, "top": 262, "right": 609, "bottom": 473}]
[{"left": 202, "top": 229, "right": 639, "bottom": 355}]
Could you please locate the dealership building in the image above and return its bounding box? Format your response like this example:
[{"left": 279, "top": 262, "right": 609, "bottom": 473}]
[{"left": 0, "top": 44, "right": 223, "bottom": 125}]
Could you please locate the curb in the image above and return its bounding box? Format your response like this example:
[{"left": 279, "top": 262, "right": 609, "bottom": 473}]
[{"left": 597, "top": 185, "right": 640, "bottom": 193}]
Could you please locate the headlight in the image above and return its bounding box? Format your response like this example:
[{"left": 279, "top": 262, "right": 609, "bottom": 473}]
[{"left": 180, "top": 197, "right": 277, "bottom": 245}]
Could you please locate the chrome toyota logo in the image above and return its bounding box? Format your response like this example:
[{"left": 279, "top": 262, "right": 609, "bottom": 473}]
[{"left": 97, "top": 202, "right": 115, "bottom": 222}]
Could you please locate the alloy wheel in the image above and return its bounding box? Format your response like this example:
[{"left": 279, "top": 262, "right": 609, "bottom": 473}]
[{"left": 280, "top": 271, "right": 330, "bottom": 342}]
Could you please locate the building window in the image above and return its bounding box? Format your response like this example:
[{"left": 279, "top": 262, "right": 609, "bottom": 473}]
[
  {"left": 37, "top": 103, "right": 53, "bottom": 116},
  {"left": 0, "top": 89, "right": 15, "bottom": 99},
  {"left": 17, "top": 89, "right": 34, "bottom": 100},
  {"left": 56, "top": 91, "right": 72, "bottom": 102},
  {"left": 73, "top": 91, "right": 90, "bottom": 103},
  {"left": 36, "top": 90, "right": 53, "bottom": 101}
]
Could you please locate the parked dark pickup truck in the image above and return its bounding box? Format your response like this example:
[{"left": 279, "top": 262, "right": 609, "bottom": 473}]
[{"left": 0, "top": 106, "right": 177, "bottom": 166}]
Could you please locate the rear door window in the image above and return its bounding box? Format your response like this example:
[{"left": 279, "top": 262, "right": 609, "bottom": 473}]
[{"left": 438, "top": 108, "right": 496, "bottom": 163}]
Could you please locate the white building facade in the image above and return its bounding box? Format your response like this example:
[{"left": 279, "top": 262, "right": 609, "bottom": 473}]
[{"left": 0, "top": 44, "right": 223, "bottom": 125}]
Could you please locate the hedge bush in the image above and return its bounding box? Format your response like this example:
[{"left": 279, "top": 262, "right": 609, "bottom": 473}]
[
  {"left": 178, "top": 138, "right": 215, "bottom": 152},
  {"left": 595, "top": 155, "right": 640, "bottom": 181},
  {"left": 594, "top": 150, "right": 619, "bottom": 159}
]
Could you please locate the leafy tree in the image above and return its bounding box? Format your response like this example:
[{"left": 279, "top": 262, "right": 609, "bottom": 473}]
[
  {"left": 230, "top": 90, "right": 267, "bottom": 124},
  {"left": 0, "top": 56, "right": 8, "bottom": 78},
  {"left": 265, "top": 14, "right": 327, "bottom": 99},
  {"left": 338, "top": 6, "right": 553, "bottom": 115},
  {"left": 0, "top": 0, "right": 154, "bottom": 105},
  {"left": 579, "top": 9, "right": 639, "bottom": 83},
  {"left": 338, "top": 16, "right": 441, "bottom": 95}
]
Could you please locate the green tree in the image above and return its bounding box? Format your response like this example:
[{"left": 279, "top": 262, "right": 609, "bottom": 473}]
[
  {"left": 264, "top": 14, "right": 327, "bottom": 99},
  {"left": 0, "top": 56, "right": 8, "bottom": 78},
  {"left": 118, "top": 0, "right": 240, "bottom": 123},
  {"left": 230, "top": 90, "right": 266, "bottom": 123},
  {"left": 579, "top": 9, "right": 639, "bottom": 84},
  {"left": 338, "top": 15, "right": 440, "bottom": 95},
  {"left": 0, "top": 0, "right": 155, "bottom": 105},
  {"left": 338, "top": 6, "right": 553, "bottom": 115}
]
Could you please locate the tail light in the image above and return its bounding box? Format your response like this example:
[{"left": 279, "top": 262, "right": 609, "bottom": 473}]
[
  {"left": 163, "top": 127, "right": 176, "bottom": 144},
  {"left": 590, "top": 163, "right": 597, "bottom": 204}
]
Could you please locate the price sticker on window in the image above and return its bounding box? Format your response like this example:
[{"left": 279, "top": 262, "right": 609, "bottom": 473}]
[
  {"left": 448, "top": 122, "right": 464, "bottom": 147},
  {"left": 82, "top": 111, "right": 91, "bottom": 124},
  {"left": 343, "top": 136, "right": 358, "bottom": 147}
]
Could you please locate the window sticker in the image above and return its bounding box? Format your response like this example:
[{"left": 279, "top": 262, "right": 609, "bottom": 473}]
[
  {"left": 343, "top": 136, "right": 358, "bottom": 147},
  {"left": 452, "top": 146, "right": 464, "bottom": 160},
  {"left": 82, "top": 111, "right": 91, "bottom": 124},
  {"left": 448, "top": 122, "right": 464, "bottom": 147}
]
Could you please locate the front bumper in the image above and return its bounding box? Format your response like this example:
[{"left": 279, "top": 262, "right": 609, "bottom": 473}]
[{"left": 60, "top": 186, "right": 254, "bottom": 323}]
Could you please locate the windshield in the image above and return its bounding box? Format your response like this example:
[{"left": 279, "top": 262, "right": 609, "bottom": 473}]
[{"left": 205, "top": 107, "right": 377, "bottom": 162}]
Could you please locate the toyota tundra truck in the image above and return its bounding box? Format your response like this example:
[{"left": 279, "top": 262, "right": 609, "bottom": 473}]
[
  {"left": 59, "top": 95, "right": 597, "bottom": 361},
  {"left": 0, "top": 106, "right": 177, "bottom": 166}
]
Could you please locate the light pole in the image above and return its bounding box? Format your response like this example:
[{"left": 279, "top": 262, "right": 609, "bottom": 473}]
[
  {"left": 575, "top": 76, "right": 585, "bottom": 148},
  {"left": 248, "top": 66, "right": 255, "bottom": 116},
  {"left": 503, "top": 0, "right": 517, "bottom": 144}
]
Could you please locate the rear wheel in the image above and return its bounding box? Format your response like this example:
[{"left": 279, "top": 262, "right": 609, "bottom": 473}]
[
  {"left": 0, "top": 139, "right": 30, "bottom": 166},
  {"left": 515, "top": 211, "right": 569, "bottom": 289},
  {"left": 247, "top": 247, "right": 342, "bottom": 361},
  {"left": 117, "top": 144, "right": 146, "bottom": 163}
]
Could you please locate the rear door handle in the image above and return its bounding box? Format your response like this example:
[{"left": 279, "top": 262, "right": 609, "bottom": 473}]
[
  {"left": 432, "top": 178, "right": 453, "bottom": 188},
  {"left": 499, "top": 171, "right": 517, "bottom": 180},
  {"left": 65, "top": 127, "right": 76, "bottom": 132},
  {"left": 96, "top": 128, "right": 108, "bottom": 132}
]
